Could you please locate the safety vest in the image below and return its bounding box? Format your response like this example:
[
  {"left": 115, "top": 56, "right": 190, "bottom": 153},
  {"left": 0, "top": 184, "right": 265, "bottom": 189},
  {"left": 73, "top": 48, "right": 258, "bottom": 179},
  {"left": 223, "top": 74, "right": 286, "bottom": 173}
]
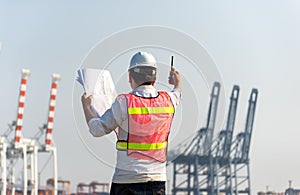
[{"left": 116, "top": 91, "right": 174, "bottom": 162}]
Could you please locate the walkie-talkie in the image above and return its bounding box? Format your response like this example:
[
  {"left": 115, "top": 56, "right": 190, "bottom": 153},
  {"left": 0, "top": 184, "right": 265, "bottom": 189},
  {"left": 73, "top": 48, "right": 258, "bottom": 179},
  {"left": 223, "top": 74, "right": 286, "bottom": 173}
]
[
  {"left": 171, "top": 56, "right": 174, "bottom": 70},
  {"left": 169, "top": 56, "right": 175, "bottom": 85}
]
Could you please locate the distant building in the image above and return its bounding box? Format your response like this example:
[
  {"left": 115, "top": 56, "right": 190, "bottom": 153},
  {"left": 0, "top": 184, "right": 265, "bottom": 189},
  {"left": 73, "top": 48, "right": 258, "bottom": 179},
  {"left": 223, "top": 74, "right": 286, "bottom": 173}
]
[
  {"left": 258, "top": 181, "right": 300, "bottom": 195},
  {"left": 257, "top": 191, "right": 284, "bottom": 195},
  {"left": 257, "top": 188, "right": 300, "bottom": 195},
  {"left": 285, "top": 188, "right": 300, "bottom": 195}
]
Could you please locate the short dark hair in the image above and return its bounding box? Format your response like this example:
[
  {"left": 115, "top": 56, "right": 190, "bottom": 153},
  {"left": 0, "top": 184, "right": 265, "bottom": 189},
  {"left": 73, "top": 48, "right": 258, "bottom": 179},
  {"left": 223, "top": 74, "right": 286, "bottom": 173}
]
[{"left": 129, "top": 66, "right": 157, "bottom": 86}]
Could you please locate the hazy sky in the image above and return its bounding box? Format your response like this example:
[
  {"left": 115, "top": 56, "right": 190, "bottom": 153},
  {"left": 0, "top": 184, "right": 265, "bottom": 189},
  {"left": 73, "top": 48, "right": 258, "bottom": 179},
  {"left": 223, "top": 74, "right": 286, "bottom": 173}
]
[{"left": 1, "top": 1, "right": 300, "bottom": 194}]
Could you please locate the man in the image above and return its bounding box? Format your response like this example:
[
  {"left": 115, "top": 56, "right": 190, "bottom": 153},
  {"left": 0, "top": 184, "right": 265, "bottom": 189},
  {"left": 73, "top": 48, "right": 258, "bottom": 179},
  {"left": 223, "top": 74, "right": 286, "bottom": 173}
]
[{"left": 81, "top": 51, "right": 181, "bottom": 195}]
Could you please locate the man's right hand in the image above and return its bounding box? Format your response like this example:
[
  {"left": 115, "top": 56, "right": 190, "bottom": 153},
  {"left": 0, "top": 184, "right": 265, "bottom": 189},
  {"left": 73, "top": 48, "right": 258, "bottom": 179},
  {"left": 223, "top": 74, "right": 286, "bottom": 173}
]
[
  {"left": 81, "top": 93, "right": 97, "bottom": 124},
  {"left": 168, "top": 68, "right": 181, "bottom": 89},
  {"left": 81, "top": 93, "right": 93, "bottom": 108}
]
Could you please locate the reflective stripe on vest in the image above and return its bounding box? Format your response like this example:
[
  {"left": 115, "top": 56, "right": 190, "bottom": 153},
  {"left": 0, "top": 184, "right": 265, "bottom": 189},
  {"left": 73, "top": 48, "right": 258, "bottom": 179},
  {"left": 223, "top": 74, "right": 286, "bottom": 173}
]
[
  {"left": 116, "top": 141, "right": 167, "bottom": 150},
  {"left": 128, "top": 106, "right": 174, "bottom": 115}
]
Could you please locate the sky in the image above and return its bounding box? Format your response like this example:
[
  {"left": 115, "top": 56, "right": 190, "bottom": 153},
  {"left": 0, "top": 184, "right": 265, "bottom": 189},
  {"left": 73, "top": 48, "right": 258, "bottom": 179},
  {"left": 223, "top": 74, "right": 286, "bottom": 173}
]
[{"left": 1, "top": 1, "right": 300, "bottom": 194}]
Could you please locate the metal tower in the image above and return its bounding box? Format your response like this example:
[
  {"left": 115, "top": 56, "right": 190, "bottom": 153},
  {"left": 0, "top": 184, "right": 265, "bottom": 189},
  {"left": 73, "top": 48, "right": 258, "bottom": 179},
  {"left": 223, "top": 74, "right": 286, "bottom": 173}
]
[
  {"left": 3, "top": 69, "right": 40, "bottom": 195},
  {"left": 35, "top": 73, "right": 61, "bottom": 195},
  {"left": 1, "top": 71, "right": 61, "bottom": 195},
  {"left": 171, "top": 82, "right": 220, "bottom": 195},
  {"left": 213, "top": 85, "right": 240, "bottom": 195},
  {"left": 4, "top": 69, "right": 31, "bottom": 195},
  {"left": 231, "top": 88, "right": 258, "bottom": 195}
]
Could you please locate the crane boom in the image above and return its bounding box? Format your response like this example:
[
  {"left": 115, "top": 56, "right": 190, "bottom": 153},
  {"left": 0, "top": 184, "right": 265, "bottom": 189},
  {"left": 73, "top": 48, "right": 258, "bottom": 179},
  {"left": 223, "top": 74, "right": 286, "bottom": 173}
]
[
  {"left": 242, "top": 88, "right": 258, "bottom": 161},
  {"left": 45, "top": 74, "right": 61, "bottom": 151},
  {"left": 223, "top": 85, "right": 239, "bottom": 159},
  {"left": 172, "top": 82, "right": 221, "bottom": 157},
  {"left": 232, "top": 88, "right": 258, "bottom": 163},
  {"left": 14, "top": 69, "right": 30, "bottom": 147},
  {"left": 203, "top": 82, "right": 220, "bottom": 155}
]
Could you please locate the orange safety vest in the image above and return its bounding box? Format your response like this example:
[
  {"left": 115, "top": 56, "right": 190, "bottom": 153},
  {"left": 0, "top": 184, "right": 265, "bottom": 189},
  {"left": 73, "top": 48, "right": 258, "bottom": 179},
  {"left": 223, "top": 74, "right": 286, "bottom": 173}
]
[{"left": 116, "top": 91, "right": 174, "bottom": 162}]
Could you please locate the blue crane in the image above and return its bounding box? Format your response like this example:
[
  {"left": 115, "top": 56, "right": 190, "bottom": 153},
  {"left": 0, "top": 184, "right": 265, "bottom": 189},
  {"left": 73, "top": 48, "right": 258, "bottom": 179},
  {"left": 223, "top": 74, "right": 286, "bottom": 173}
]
[
  {"left": 170, "top": 82, "right": 220, "bottom": 195},
  {"left": 231, "top": 88, "right": 258, "bottom": 195},
  {"left": 212, "top": 85, "right": 240, "bottom": 195},
  {"left": 169, "top": 84, "right": 258, "bottom": 195}
]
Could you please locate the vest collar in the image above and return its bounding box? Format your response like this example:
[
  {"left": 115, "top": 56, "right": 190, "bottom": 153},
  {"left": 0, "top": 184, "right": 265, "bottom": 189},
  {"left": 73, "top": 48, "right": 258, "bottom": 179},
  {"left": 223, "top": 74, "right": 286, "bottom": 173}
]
[{"left": 131, "top": 85, "right": 158, "bottom": 98}]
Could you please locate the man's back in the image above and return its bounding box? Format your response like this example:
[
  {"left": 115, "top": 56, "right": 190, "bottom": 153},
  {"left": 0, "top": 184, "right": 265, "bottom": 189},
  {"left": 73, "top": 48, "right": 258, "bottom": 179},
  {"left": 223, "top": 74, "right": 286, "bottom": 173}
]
[{"left": 81, "top": 51, "right": 181, "bottom": 194}]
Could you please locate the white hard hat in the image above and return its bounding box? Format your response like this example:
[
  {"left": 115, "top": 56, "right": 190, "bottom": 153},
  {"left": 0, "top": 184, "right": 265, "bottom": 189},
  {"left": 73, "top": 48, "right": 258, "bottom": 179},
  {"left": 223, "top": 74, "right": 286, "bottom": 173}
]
[{"left": 129, "top": 51, "right": 157, "bottom": 70}]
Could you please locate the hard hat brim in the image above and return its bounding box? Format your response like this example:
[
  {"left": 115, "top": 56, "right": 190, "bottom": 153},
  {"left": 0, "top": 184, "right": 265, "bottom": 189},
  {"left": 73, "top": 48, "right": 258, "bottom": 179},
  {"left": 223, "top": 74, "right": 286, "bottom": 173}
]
[{"left": 128, "top": 63, "right": 158, "bottom": 70}]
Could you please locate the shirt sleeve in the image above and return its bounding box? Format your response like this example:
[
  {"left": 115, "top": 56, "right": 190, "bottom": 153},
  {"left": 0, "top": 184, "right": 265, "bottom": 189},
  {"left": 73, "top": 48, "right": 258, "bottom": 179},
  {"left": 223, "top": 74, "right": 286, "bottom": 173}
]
[
  {"left": 168, "top": 88, "right": 182, "bottom": 107},
  {"left": 88, "top": 95, "right": 127, "bottom": 137}
]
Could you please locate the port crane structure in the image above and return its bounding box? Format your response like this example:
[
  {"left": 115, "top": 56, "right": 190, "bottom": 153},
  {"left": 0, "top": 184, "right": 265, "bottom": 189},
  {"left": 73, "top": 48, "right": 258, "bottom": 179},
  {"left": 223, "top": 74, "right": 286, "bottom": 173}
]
[
  {"left": 169, "top": 82, "right": 258, "bottom": 195},
  {"left": 0, "top": 69, "right": 60, "bottom": 195}
]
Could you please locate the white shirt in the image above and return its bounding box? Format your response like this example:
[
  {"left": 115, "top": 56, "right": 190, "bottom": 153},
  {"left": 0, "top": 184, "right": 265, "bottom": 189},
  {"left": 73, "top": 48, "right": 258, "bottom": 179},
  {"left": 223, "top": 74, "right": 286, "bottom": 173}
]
[{"left": 88, "top": 85, "right": 181, "bottom": 183}]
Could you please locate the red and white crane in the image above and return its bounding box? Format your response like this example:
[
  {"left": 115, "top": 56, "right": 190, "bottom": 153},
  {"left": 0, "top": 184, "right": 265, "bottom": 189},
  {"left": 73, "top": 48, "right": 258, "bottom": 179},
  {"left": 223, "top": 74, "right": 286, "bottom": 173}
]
[
  {"left": 45, "top": 74, "right": 60, "bottom": 150},
  {"left": 23, "top": 73, "right": 60, "bottom": 195},
  {"left": 35, "top": 73, "right": 61, "bottom": 195},
  {"left": 1, "top": 70, "right": 60, "bottom": 195},
  {"left": 14, "top": 70, "right": 29, "bottom": 147},
  {"left": 3, "top": 69, "right": 31, "bottom": 195}
]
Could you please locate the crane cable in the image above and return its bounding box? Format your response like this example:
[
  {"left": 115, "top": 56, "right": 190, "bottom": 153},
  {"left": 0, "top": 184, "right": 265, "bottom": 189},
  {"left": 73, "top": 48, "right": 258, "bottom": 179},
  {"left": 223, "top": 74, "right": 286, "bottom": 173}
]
[{"left": 39, "top": 153, "right": 53, "bottom": 175}]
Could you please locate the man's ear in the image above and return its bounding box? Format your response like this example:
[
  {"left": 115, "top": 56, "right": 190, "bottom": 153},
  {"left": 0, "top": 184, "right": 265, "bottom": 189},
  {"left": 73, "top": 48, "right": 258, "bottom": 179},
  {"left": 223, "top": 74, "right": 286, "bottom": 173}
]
[{"left": 128, "top": 72, "right": 132, "bottom": 83}]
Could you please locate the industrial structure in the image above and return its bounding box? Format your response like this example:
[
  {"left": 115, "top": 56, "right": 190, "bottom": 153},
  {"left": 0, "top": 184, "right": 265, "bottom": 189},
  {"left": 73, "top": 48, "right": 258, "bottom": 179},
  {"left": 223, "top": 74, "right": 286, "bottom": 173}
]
[
  {"left": 257, "top": 181, "right": 300, "bottom": 195},
  {"left": 0, "top": 69, "right": 60, "bottom": 195},
  {"left": 0, "top": 69, "right": 110, "bottom": 195},
  {"left": 75, "top": 181, "right": 109, "bottom": 195},
  {"left": 1, "top": 70, "right": 259, "bottom": 195},
  {"left": 169, "top": 82, "right": 258, "bottom": 195}
]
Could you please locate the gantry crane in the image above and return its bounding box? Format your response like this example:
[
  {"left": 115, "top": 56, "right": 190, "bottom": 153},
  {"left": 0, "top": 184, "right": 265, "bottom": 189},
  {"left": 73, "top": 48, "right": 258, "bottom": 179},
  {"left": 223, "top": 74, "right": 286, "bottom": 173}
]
[
  {"left": 171, "top": 82, "right": 220, "bottom": 195},
  {"left": 58, "top": 179, "right": 71, "bottom": 195},
  {"left": 212, "top": 85, "right": 240, "bottom": 195},
  {"left": 35, "top": 74, "right": 61, "bottom": 195},
  {"left": 76, "top": 182, "right": 90, "bottom": 195},
  {"left": 11, "top": 69, "right": 31, "bottom": 195},
  {"left": 231, "top": 88, "right": 258, "bottom": 195},
  {"left": 25, "top": 73, "right": 60, "bottom": 195},
  {"left": 170, "top": 83, "right": 258, "bottom": 195},
  {"left": 89, "top": 181, "right": 110, "bottom": 195},
  {"left": 3, "top": 69, "right": 31, "bottom": 195},
  {"left": 45, "top": 179, "right": 70, "bottom": 195},
  {"left": 1, "top": 70, "right": 60, "bottom": 195},
  {"left": 4, "top": 69, "right": 40, "bottom": 195}
]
